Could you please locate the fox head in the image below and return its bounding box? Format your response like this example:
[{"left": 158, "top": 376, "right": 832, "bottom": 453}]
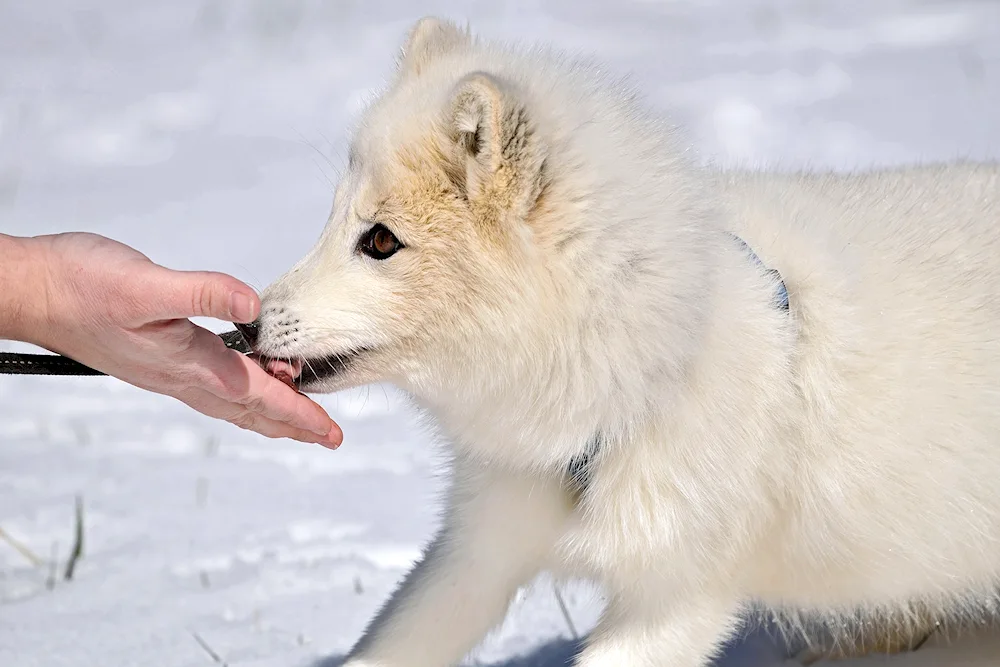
[
  {"left": 251, "top": 17, "right": 712, "bottom": 426},
  {"left": 253, "top": 18, "right": 560, "bottom": 398}
]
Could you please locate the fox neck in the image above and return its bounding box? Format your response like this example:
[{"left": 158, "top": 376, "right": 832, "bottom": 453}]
[{"left": 398, "top": 219, "right": 796, "bottom": 480}]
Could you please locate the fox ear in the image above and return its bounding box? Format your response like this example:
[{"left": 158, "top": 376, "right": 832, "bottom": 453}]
[
  {"left": 449, "top": 72, "right": 547, "bottom": 224},
  {"left": 397, "top": 16, "right": 470, "bottom": 77}
]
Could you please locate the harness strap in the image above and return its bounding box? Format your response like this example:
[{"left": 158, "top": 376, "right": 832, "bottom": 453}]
[
  {"left": 729, "top": 232, "right": 789, "bottom": 311},
  {"left": 565, "top": 232, "right": 790, "bottom": 493},
  {"left": 566, "top": 432, "right": 603, "bottom": 493}
]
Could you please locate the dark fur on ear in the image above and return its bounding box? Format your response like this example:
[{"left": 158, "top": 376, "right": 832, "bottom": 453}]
[
  {"left": 449, "top": 72, "right": 548, "bottom": 227},
  {"left": 397, "top": 16, "right": 471, "bottom": 78}
]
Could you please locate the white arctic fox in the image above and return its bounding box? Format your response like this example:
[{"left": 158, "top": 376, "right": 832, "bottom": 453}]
[{"left": 248, "top": 16, "right": 1000, "bottom": 667}]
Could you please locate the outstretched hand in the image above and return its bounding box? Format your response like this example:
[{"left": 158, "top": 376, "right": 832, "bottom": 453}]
[{"left": 5, "top": 232, "right": 342, "bottom": 448}]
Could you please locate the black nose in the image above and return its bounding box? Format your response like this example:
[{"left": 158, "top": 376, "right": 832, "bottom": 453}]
[{"left": 234, "top": 320, "right": 260, "bottom": 348}]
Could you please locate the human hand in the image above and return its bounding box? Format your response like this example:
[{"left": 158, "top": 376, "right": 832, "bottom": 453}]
[{"left": 11, "top": 232, "right": 342, "bottom": 447}]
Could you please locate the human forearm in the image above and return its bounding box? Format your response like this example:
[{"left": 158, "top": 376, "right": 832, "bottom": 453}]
[{"left": 0, "top": 233, "right": 51, "bottom": 345}]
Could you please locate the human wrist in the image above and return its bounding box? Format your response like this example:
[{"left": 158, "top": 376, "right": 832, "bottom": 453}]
[{"left": 0, "top": 233, "right": 53, "bottom": 345}]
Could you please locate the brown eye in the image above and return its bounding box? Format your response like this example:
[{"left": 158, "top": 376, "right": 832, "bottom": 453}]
[{"left": 358, "top": 223, "right": 404, "bottom": 260}]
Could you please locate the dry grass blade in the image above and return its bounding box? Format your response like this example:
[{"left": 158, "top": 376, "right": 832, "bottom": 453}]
[
  {"left": 191, "top": 631, "right": 228, "bottom": 666},
  {"left": 63, "top": 495, "right": 84, "bottom": 581},
  {"left": 0, "top": 526, "right": 43, "bottom": 566},
  {"left": 552, "top": 582, "right": 579, "bottom": 640}
]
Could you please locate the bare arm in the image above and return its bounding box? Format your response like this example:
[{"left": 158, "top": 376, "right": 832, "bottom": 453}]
[
  {"left": 0, "top": 231, "right": 342, "bottom": 447},
  {"left": 0, "top": 233, "right": 47, "bottom": 342}
]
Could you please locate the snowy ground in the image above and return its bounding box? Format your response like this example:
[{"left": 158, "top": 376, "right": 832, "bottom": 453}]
[{"left": 1, "top": 1, "right": 998, "bottom": 666}]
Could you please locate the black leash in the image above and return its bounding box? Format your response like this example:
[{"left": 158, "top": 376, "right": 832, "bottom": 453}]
[{"left": 0, "top": 330, "right": 252, "bottom": 376}]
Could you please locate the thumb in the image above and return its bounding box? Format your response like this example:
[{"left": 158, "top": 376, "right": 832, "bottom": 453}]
[{"left": 154, "top": 270, "right": 261, "bottom": 323}]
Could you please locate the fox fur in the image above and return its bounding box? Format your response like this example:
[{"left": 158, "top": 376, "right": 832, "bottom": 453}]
[{"left": 253, "top": 16, "right": 1000, "bottom": 667}]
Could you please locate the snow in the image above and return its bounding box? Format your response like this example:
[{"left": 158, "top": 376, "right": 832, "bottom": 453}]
[{"left": 1, "top": 1, "right": 997, "bottom": 665}]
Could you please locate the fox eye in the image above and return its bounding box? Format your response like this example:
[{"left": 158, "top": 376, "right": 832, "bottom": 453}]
[{"left": 358, "top": 223, "right": 404, "bottom": 260}]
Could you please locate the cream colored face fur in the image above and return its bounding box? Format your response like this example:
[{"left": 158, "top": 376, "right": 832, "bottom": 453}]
[
  {"left": 255, "top": 16, "right": 1000, "bottom": 667},
  {"left": 256, "top": 39, "right": 559, "bottom": 402}
]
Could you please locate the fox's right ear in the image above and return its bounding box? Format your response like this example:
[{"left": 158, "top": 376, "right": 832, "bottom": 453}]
[{"left": 396, "top": 16, "right": 470, "bottom": 78}]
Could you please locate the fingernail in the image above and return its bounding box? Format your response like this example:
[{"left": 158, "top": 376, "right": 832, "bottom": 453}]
[
  {"left": 323, "top": 423, "right": 344, "bottom": 449},
  {"left": 315, "top": 437, "right": 341, "bottom": 450},
  {"left": 230, "top": 292, "right": 256, "bottom": 322}
]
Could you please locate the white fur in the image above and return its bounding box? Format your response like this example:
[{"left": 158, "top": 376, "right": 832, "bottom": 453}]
[{"left": 255, "top": 17, "right": 1000, "bottom": 666}]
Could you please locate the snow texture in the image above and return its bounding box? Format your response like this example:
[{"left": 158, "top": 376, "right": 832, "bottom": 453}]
[{"left": 1, "top": 1, "right": 998, "bottom": 666}]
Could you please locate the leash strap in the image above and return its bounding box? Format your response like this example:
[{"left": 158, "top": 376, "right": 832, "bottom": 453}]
[{"left": 0, "top": 330, "right": 252, "bottom": 376}]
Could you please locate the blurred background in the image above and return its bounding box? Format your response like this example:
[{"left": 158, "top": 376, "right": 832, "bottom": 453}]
[{"left": 1, "top": 1, "right": 997, "bottom": 666}]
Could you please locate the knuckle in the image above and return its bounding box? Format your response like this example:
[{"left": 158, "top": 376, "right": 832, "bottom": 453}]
[
  {"left": 176, "top": 360, "right": 222, "bottom": 395},
  {"left": 198, "top": 368, "right": 235, "bottom": 398},
  {"left": 214, "top": 370, "right": 251, "bottom": 403},
  {"left": 190, "top": 281, "right": 213, "bottom": 318},
  {"left": 228, "top": 412, "right": 257, "bottom": 432},
  {"left": 243, "top": 394, "right": 267, "bottom": 415},
  {"left": 174, "top": 323, "right": 202, "bottom": 351}
]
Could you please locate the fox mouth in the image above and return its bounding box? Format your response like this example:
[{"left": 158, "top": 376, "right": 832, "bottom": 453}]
[
  {"left": 231, "top": 321, "right": 368, "bottom": 391},
  {"left": 255, "top": 348, "right": 369, "bottom": 391}
]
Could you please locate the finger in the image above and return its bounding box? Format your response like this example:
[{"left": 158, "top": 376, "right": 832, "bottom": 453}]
[
  {"left": 230, "top": 355, "right": 338, "bottom": 430},
  {"left": 178, "top": 325, "right": 340, "bottom": 438},
  {"left": 144, "top": 267, "right": 261, "bottom": 323},
  {"left": 177, "top": 386, "right": 343, "bottom": 448}
]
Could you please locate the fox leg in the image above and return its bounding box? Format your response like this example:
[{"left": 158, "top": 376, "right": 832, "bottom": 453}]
[{"left": 344, "top": 461, "right": 574, "bottom": 667}]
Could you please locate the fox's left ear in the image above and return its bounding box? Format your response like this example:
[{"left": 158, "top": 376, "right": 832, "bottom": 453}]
[
  {"left": 397, "top": 17, "right": 470, "bottom": 78},
  {"left": 448, "top": 72, "right": 547, "bottom": 225}
]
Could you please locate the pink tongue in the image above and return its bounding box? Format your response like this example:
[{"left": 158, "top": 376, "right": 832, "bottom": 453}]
[{"left": 265, "top": 358, "right": 303, "bottom": 387}]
